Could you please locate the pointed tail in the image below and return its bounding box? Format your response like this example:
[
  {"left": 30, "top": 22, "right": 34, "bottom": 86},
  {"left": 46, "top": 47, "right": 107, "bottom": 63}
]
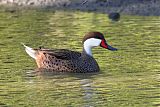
[{"left": 21, "top": 43, "right": 37, "bottom": 59}]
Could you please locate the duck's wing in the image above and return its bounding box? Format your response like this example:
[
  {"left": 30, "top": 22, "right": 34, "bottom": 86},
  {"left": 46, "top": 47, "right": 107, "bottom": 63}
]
[
  {"left": 22, "top": 44, "right": 81, "bottom": 60},
  {"left": 38, "top": 49, "right": 81, "bottom": 60}
]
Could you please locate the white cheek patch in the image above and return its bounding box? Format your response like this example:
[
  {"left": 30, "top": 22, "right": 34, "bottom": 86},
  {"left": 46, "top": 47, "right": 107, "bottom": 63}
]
[
  {"left": 83, "top": 38, "right": 102, "bottom": 56},
  {"left": 84, "top": 38, "right": 102, "bottom": 47}
]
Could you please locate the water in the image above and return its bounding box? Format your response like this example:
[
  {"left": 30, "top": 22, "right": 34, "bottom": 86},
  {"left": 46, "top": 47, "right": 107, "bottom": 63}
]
[{"left": 0, "top": 8, "right": 159, "bottom": 107}]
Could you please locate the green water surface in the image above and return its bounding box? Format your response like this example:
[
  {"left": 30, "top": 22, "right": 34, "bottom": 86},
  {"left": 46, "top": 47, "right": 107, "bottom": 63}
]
[{"left": 0, "top": 8, "right": 159, "bottom": 107}]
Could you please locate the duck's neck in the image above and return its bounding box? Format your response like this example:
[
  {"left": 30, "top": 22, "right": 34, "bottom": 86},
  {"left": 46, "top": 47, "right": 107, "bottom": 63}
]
[
  {"left": 82, "top": 47, "right": 92, "bottom": 56},
  {"left": 83, "top": 45, "right": 92, "bottom": 57},
  {"left": 82, "top": 38, "right": 102, "bottom": 57}
]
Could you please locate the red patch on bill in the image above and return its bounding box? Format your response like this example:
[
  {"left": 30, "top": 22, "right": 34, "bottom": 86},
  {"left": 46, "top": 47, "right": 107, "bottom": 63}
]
[{"left": 101, "top": 40, "right": 108, "bottom": 48}]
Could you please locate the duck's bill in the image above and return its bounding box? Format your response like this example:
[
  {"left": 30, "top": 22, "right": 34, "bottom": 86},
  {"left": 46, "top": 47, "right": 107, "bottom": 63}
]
[
  {"left": 100, "top": 40, "right": 117, "bottom": 51},
  {"left": 107, "top": 45, "right": 118, "bottom": 51}
]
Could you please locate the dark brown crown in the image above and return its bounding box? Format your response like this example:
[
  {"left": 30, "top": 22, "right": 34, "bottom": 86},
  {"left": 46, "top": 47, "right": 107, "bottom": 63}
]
[{"left": 82, "top": 32, "right": 105, "bottom": 43}]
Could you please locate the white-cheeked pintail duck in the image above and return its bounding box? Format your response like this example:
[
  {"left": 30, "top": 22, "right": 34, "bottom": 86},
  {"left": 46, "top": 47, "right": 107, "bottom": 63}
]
[{"left": 23, "top": 32, "right": 117, "bottom": 73}]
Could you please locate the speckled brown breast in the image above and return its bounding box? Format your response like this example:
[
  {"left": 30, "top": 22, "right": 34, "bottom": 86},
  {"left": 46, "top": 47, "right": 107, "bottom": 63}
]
[{"left": 35, "top": 49, "right": 100, "bottom": 73}]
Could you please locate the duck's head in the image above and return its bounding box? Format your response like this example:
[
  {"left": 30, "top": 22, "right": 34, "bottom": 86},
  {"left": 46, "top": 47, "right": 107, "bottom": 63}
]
[{"left": 83, "top": 32, "right": 117, "bottom": 56}]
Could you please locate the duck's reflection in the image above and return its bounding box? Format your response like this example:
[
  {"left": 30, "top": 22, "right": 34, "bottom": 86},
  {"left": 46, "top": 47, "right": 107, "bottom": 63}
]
[
  {"left": 80, "top": 78, "right": 95, "bottom": 106},
  {"left": 25, "top": 69, "right": 98, "bottom": 106}
]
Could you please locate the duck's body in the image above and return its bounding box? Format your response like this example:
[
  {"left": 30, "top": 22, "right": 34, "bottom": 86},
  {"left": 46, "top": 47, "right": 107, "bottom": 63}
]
[
  {"left": 23, "top": 32, "right": 117, "bottom": 73},
  {"left": 33, "top": 48, "right": 99, "bottom": 73}
]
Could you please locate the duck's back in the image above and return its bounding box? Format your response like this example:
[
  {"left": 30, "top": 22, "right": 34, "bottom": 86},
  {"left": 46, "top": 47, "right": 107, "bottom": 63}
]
[{"left": 39, "top": 49, "right": 81, "bottom": 60}]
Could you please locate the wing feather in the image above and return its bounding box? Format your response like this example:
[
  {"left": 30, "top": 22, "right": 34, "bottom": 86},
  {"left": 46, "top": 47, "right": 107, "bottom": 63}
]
[{"left": 38, "top": 49, "right": 81, "bottom": 60}]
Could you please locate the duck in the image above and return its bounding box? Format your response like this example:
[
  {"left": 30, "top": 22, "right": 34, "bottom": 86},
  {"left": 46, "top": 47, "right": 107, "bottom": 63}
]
[
  {"left": 108, "top": 12, "right": 120, "bottom": 21},
  {"left": 23, "top": 32, "right": 117, "bottom": 73}
]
